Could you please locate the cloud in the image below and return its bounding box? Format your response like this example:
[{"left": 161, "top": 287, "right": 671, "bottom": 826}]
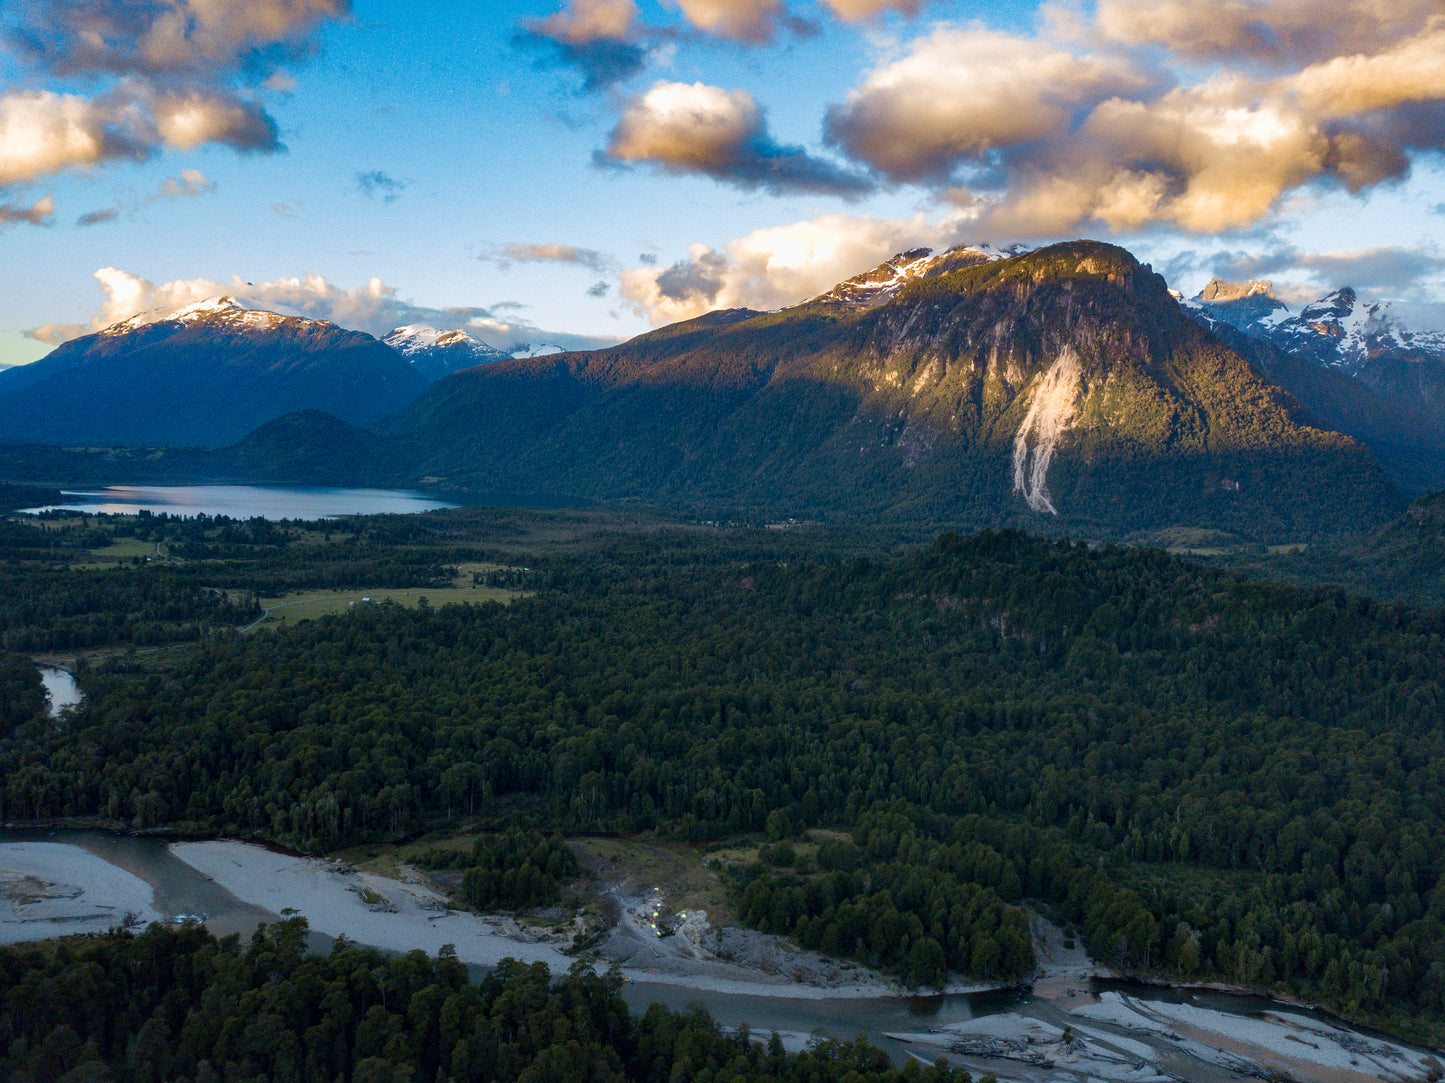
[
  {"left": 75, "top": 168, "right": 216, "bottom": 227},
  {"left": 820, "top": 16, "right": 1445, "bottom": 235},
  {"left": 5, "top": 0, "right": 349, "bottom": 79},
  {"left": 0, "top": 194, "right": 55, "bottom": 229},
  {"left": 0, "top": 83, "right": 279, "bottom": 189},
  {"left": 0, "top": 1, "right": 343, "bottom": 194},
  {"left": 75, "top": 206, "right": 120, "bottom": 227},
  {"left": 820, "top": 0, "right": 930, "bottom": 19},
  {"left": 499, "top": 243, "right": 610, "bottom": 271},
  {"left": 515, "top": 0, "right": 648, "bottom": 90},
  {"left": 620, "top": 210, "right": 943, "bottom": 324},
  {"left": 604, "top": 81, "right": 873, "bottom": 196},
  {"left": 31, "top": 266, "right": 622, "bottom": 353},
  {"left": 587, "top": 280, "right": 611, "bottom": 296},
  {"left": 668, "top": 0, "right": 786, "bottom": 43},
  {"left": 1091, "top": 0, "right": 1440, "bottom": 66},
  {"left": 1192, "top": 243, "right": 1445, "bottom": 308},
  {"left": 824, "top": 28, "right": 1150, "bottom": 184},
  {"left": 515, "top": 0, "right": 821, "bottom": 90},
  {"left": 355, "top": 170, "right": 406, "bottom": 203}
]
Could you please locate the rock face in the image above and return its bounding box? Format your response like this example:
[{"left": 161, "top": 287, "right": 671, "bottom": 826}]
[
  {"left": 1187, "top": 281, "right": 1445, "bottom": 494},
  {"left": 0, "top": 300, "right": 430, "bottom": 448},
  {"left": 379, "top": 241, "right": 1400, "bottom": 541}
]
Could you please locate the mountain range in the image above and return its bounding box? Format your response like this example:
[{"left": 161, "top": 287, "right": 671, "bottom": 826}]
[
  {"left": 4, "top": 240, "right": 1439, "bottom": 541},
  {"left": 1185, "top": 280, "right": 1445, "bottom": 493},
  {"left": 0, "top": 305, "right": 561, "bottom": 449}
]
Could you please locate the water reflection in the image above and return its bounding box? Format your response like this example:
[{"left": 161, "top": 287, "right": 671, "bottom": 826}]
[
  {"left": 22, "top": 484, "right": 459, "bottom": 520},
  {"left": 37, "top": 666, "right": 82, "bottom": 717}
]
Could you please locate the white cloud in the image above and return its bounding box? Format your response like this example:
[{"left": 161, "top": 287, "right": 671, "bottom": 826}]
[
  {"left": 824, "top": 28, "right": 1152, "bottom": 184},
  {"left": 0, "top": 84, "right": 277, "bottom": 188},
  {"left": 605, "top": 81, "right": 872, "bottom": 195},
  {"left": 620, "top": 210, "right": 944, "bottom": 324}
]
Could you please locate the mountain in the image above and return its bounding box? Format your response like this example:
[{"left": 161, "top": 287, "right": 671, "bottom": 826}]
[
  {"left": 382, "top": 324, "right": 508, "bottom": 382},
  {"left": 377, "top": 241, "right": 1401, "bottom": 541},
  {"left": 1187, "top": 281, "right": 1445, "bottom": 493},
  {"left": 0, "top": 299, "right": 430, "bottom": 448}
]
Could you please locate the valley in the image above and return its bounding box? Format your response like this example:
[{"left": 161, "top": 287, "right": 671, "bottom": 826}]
[{"left": 4, "top": 242, "right": 1445, "bottom": 1081}]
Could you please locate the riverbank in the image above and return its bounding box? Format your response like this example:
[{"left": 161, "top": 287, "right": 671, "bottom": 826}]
[
  {"left": 0, "top": 841, "right": 165, "bottom": 944},
  {"left": 170, "top": 840, "right": 908, "bottom": 1000}
]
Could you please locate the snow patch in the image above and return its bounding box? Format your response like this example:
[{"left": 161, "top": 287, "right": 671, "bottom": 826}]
[{"left": 1012, "top": 346, "right": 1082, "bottom": 514}]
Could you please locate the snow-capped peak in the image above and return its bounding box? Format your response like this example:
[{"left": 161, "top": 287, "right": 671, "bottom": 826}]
[
  {"left": 103, "top": 296, "right": 290, "bottom": 335},
  {"left": 812, "top": 243, "right": 1030, "bottom": 308},
  {"left": 507, "top": 343, "right": 564, "bottom": 358}
]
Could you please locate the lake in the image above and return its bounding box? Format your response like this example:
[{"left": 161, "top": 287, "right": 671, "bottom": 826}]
[{"left": 21, "top": 484, "right": 460, "bottom": 520}]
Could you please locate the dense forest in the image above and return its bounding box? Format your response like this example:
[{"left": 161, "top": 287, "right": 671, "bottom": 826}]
[
  {"left": 0, "top": 920, "right": 977, "bottom": 1083},
  {"left": 3, "top": 510, "right": 1445, "bottom": 1043}
]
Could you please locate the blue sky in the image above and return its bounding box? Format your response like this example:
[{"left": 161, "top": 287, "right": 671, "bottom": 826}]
[{"left": 2, "top": 0, "right": 1444, "bottom": 367}]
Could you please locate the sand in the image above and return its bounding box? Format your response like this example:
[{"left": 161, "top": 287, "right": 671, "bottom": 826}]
[
  {"left": 0, "top": 841, "right": 166, "bottom": 944},
  {"left": 168, "top": 840, "right": 901, "bottom": 999},
  {"left": 1073, "top": 990, "right": 1442, "bottom": 1083}
]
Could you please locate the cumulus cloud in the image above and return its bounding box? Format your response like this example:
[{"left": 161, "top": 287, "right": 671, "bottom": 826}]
[
  {"left": 1092, "top": 0, "right": 1439, "bottom": 66},
  {"left": 516, "top": 0, "right": 817, "bottom": 90},
  {"left": 587, "top": 280, "right": 612, "bottom": 296},
  {"left": 605, "top": 81, "right": 873, "bottom": 196},
  {"left": 29, "top": 267, "right": 621, "bottom": 353},
  {"left": 0, "top": 81, "right": 275, "bottom": 187},
  {"left": 515, "top": 0, "right": 648, "bottom": 90},
  {"left": 824, "top": 29, "right": 1152, "bottom": 184},
  {"left": 620, "top": 210, "right": 943, "bottom": 324},
  {"left": 820, "top": 14, "right": 1445, "bottom": 235},
  {"left": 499, "top": 243, "right": 610, "bottom": 271},
  {"left": 668, "top": 0, "right": 786, "bottom": 43},
  {"left": 0, "top": 1, "right": 343, "bottom": 194},
  {"left": 5, "top": 0, "right": 348, "bottom": 78},
  {"left": 0, "top": 194, "right": 55, "bottom": 229},
  {"left": 820, "top": 0, "right": 930, "bottom": 19}
]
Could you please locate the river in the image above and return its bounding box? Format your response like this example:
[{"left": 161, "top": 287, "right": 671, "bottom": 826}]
[
  {"left": 38, "top": 665, "right": 82, "bottom": 717},
  {"left": 0, "top": 829, "right": 1435, "bottom": 1082}
]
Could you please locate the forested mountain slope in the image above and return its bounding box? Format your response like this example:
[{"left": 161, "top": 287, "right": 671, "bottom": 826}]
[
  {"left": 3, "top": 527, "right": 1443, "bottom": 1037},
  {"left": 381, "top": 241, "right": 1400, "bottom": 541}
]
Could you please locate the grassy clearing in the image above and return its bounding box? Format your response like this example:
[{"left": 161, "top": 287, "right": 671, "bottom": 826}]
[
  {"left": 333, "top": 831, "right": 478, "bottom": 879},
  {"left": 450, "top": 561, "right": 512, "bottom": 587},
  {"left": 571, "top": 836, "right": 733, "bottom": 923},
  {"left": 250, "top": 585, "right": 519, "bottom": 629}
]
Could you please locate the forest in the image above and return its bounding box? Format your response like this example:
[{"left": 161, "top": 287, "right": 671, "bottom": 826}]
[
  {"left": 2, "top": 505, "right": 1445, "bottom": 1046},
  {"left": 0, "top": 918, "right": 979, "bottom": 1083}
]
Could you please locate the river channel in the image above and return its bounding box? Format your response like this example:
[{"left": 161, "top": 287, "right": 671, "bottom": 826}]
[{"left": 1, "top": 828, "right": 1436, "bottom": 1082}]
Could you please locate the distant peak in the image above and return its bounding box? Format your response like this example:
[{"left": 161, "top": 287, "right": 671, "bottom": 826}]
[
  {"left": 1197, "top": 279, "right": 1277, "bottom": 303},
  {"left": 104, "top": 296, "right": 286, "bottom": 334}
]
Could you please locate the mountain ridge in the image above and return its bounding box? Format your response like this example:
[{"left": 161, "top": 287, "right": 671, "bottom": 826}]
[
  {"left": 0, "top": 300, "right": 429, "bottom": 448},
  {"left": 377, "top": 240, "right": 1401, "bottom": 541}
]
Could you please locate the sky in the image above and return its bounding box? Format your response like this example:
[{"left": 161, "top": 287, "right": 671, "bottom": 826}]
[{"left": 2, "top": 0, "right": 1444, "bottom": 368}]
